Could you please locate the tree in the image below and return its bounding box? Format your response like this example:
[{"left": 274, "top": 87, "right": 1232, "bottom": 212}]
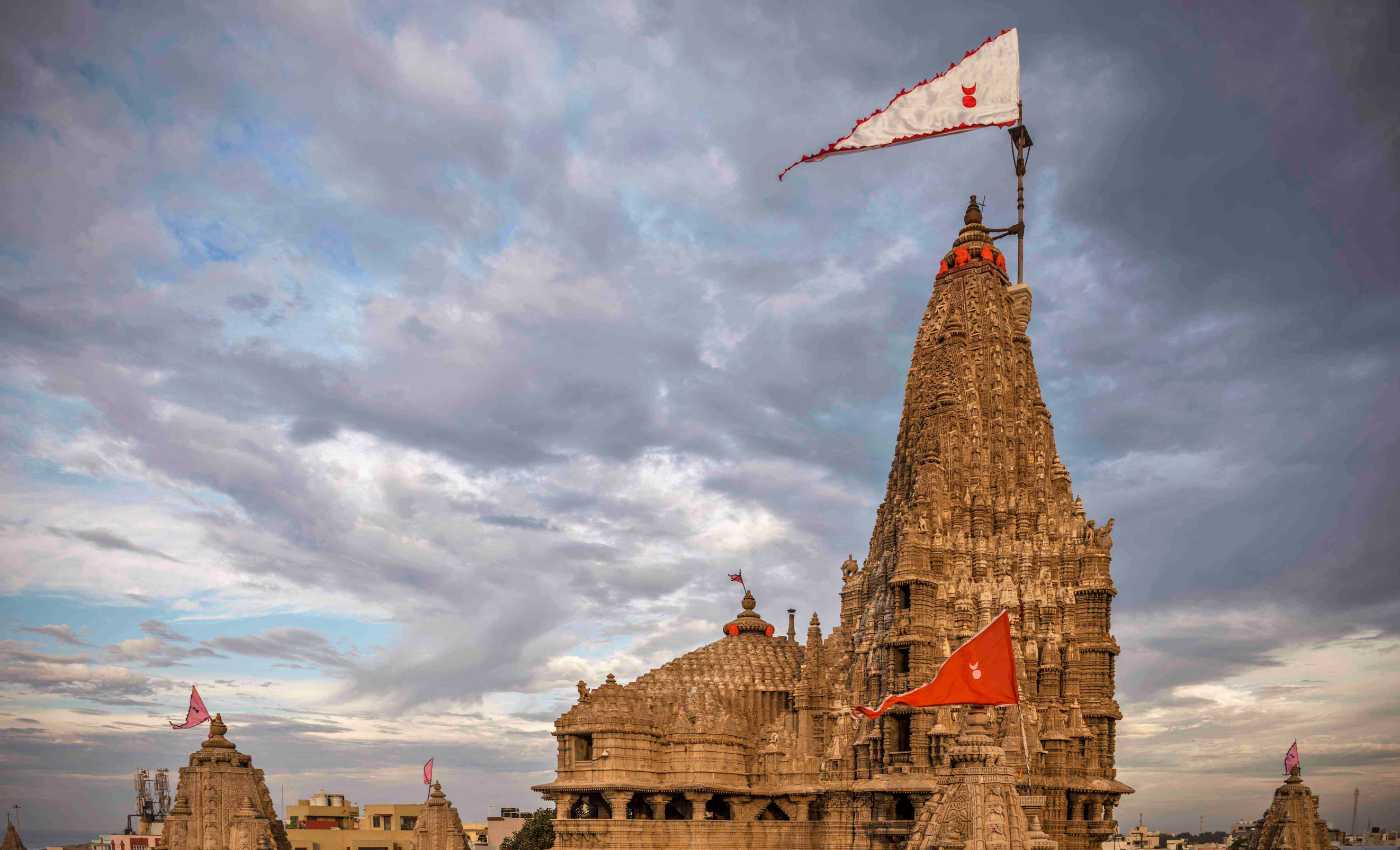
[{"left": 500, "top": 808, "right": 554, "bottom": 850}]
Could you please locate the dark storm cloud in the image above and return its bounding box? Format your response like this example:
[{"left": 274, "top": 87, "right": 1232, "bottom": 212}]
[{"left": 1, "top": 0, "right": 1398, "bottom": 832}]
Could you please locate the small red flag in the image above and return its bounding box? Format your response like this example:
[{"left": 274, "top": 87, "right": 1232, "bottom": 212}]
[
  {"left": 854, "top": 610, "right": 1019, "bottom": 718},
  {"left": 728, "top": 571, "right": 745, "bottom": 588},
  {"left": 170, "top": 685, "right": 211, "bottom": 729},
  {"left": 1284, "top": 741, "right": 1299, "bottom": 775},
  {"left": 423, "top": 758, "right": 434, "bottom": 786}
]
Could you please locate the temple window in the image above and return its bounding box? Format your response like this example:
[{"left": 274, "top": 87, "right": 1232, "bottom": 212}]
[
  {"left": 898, "top": 585, "right": 911, "bottom": 610},
  {"left": 895, "top": 646, "right": 911, "bottom": 674},
  {"left": 894, "top": 714, "right": 912, "bottom": 751},
  {"left": 573, "top": 734, "right": 593, "bottom": 761},
  {"left": 894, "top": 795, "right": 916, "bottom": 820},
  {"left": 399, "top": 816, "right": 416, "bottom": 830},
  {"left": 705, "top": 797, "right": 733, "bottom": 820}
]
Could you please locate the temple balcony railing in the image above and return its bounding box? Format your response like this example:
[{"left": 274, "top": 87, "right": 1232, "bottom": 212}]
[{"left": 887, "top": 750, "right": 913, "bottom": 766}]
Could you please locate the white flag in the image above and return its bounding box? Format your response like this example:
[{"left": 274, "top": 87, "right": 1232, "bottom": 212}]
[{"left": 779, "top": 28, "right": 1020, "bottom": 180}]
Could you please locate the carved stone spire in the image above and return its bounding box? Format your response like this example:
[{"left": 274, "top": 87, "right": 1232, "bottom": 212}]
[
  {"left": 164, "top": 716, "right": 290, "bottom": 850},
  {"left": 415, "top": 781, "right": 468, "bottom": 850}
]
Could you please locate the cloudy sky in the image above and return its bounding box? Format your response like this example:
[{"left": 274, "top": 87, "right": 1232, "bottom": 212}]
[{"left": 2, "top": 0, "right": 1397, "bottom": 836}]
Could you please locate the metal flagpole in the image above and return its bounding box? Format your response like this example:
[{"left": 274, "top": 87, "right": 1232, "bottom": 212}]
[{"left": 1008, "top": 107, "right": 1033, "bottom": 285}]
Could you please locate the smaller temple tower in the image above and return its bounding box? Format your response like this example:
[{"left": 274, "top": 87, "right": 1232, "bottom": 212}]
[
  {"left": 415, "top": 782, "right": 469, "bottom": 850},
  {"left": 2, "top": 820, "right": 27, "bottom": 850},
  {"left": 1244, "top": 766, "right": 1332, "bottom": 850},
  {"left": 163, "top": 714, "right": 290, "bottom": 850}
]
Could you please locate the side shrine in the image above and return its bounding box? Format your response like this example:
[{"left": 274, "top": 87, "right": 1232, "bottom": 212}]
[{"left": 532, "top": 197, "right": 1133, "bottom": 849}]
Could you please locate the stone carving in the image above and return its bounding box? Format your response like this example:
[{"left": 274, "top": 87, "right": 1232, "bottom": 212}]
[{"left": 532, "top": 196, "right": 1130, "bottom": 850}]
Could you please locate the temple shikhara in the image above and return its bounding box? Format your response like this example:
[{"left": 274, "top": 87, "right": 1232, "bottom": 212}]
[
  {"left": 1241, "top": 767, "right": 1332, "bottom": 850},
  {"left": 534, "top": 197, "right": 1133, "bottom": 849}
]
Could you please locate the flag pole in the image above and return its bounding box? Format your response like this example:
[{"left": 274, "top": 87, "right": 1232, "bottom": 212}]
[{"left": 1007, "top": 102, "right": 1033, "bottom": 285}]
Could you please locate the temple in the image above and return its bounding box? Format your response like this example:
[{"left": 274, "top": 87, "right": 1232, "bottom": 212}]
[
  {"left": 163, "top": 715, "right": 291, "bottom": 850},
  {"left": 1241, "top": 767, "right": 1331, "bottom": 850},
  {"left": 533, "top": 197, "right": 1132, "bottom": 849}
]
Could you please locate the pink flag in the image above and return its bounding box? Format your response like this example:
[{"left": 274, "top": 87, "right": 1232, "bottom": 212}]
[
  {"left": 423, "top": 757, "right": 434, "bottom": 786},
  {"left": 1284, "top": 741, "right": 1299, "bottom": 775},
  {"left": 169, "top": 685, "right": 211, "bottom": 729}
]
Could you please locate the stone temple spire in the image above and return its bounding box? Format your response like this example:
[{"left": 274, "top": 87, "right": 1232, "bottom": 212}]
[
  {"left": 415, "top": 781, "right": 469, "bottom": 850},
  {"left": 1245, "top": 766, "right": 1332, "bottom": 850},
  {"left": 2, "top": 820, "right": 26, "bottom": 850},
  {"left": 906, "top": 706, "right": 1059, "bottom": 850},
  {"left": 163, "top": 715, "right": 290, "bottom": 850},
  {"left": 835, "top": 193, "right": 1128, "bottom": 850}
]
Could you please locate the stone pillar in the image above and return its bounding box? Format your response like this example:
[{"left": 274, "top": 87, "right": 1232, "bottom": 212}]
[
  {"left": 644, "top": 794, "right": 668, "bottom": 820},
  {"left": 685, "top": 792, "right": 713, "bottom": 821},
  {"left": 604, "top": 791, "right": 632, "bottom": 820},
  {"left": 553, "top": 793, "right": 576, "bottom": 819}
]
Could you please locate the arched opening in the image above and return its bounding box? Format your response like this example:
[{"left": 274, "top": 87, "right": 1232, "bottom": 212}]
[
  {"left": 894, "top": 795, "right": 916, "bottom": 821},
  {"left": 757, "top": 801, "right": 790, "bottom": 821},
  {"left": 704, "top": 796, "right": 732, "bottom": 821},
  {"left": 664, "top": 796, "right": 692, "bottom": 821}
]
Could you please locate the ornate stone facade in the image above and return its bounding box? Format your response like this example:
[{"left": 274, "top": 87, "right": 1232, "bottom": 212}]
[
  {"left": 163, "top": 715, "right": 290, "bottom": 850},
  {"left": 1243, "top": 768, "right": 1331, "bottom": 850},
  {"left": 533, "top": 196, "right": 1132, "bottom": 849}
]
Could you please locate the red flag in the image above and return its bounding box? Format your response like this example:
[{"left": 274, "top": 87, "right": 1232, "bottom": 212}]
[
  {"left": 423, "top": 758, "right": 434, "bottom": 786},
  {"left": 728, "top": 572, "right": 745, "bottom": 589},
  {"left": 169, "top": 685, "right": 211, "bottom": 729},
  {"left": 854, "top": 610, "right": 1019, "bottom": 718},
  {"left": 1284, "top": 741, "right": 1299, "bottom": 775}
]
